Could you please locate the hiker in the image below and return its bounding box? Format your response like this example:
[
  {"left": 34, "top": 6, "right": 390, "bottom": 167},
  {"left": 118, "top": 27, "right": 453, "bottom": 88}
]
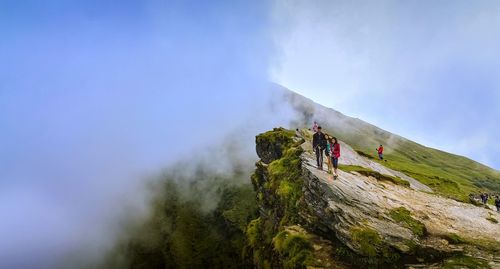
[
  {"left": 312, "top": 121, "right": 319, "bottom": 133},
  {"left": 480, "top": 193, "right": 489, "bottom": 205},
  {"left": 312, "top": 126, "right": 327, "bottom": 170},
  {"left": 377, "top": 145, "right": 384, "bottom": 160},
  {"left": 331, "top": 137, "right": 341, "bottom": 179},
  {"left": 495, "top": 196, "right": 500, "bottom": 212},
  {"left": 325, "top": 136, "right": 333, "bottom": 174},
  {"left": 480, "top": 193, "right": 486, "bottom": 204}
]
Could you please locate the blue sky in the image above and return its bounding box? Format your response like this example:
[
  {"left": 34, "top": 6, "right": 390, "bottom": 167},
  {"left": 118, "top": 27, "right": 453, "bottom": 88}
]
[
  {"left": 272, "top": 0, "right": 500, "bottom": 169},
  {"left": 1, "top": 1, "right": 499, "bottom": 268}
]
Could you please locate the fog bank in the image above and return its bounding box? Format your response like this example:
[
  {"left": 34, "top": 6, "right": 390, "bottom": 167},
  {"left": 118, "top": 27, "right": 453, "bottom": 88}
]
[{"left": 0, "top": 1, "right": 295, "bottom": 268}]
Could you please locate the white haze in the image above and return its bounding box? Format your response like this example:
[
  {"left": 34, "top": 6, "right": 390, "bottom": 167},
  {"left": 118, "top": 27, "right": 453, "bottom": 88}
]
[{"left": 0, "top": 2, "right": 298, "bottom": 268}]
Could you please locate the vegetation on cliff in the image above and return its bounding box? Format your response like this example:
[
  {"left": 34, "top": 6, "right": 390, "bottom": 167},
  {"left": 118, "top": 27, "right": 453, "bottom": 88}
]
[
  {"left": 98, "top": 128, "right": 318, "bottom": 269},
  {"left": 247, "top": 128, "right": 317, "bottom": 269},
  {"left": 98, "top": 171, "right": 258, "bottom": 269},
  {"left": 389, "top": 207, "right": 426, "bottom": 238},
  {"left": 98, "top": 127, "right": 499, "bottom": 269},
  {"left": 351, "top": 226, "right": 400, "bottom": 265},
  {"left": 248, "top": 128, "right": 410, "bottom": 269}
]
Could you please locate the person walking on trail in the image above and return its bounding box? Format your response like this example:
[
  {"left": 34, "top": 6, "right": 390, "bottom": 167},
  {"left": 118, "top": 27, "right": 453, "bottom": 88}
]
[
  {"left": 325, "top": 136, "right": 333, "bottom": 174},
  {"left": 312, "top": 121, "right": 319, "bottom": 133},
  {"left": 377, "top": 145, "right": 384, "bottom": 160},
  {"left": 313, "top": 126, "right": 327, "bottom": 170},
  {"left": 331, "top": 137, "right": 341, "bottom": 179},
  {"left": 480, "top": 193, "right": 489, "bottom": 205},
  {"left": 495, "top": 196, "right": 500, "bottom": 212}
]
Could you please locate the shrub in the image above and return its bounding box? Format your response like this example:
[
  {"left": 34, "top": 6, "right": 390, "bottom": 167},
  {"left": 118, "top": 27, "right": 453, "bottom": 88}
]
[
  {"left": 443, "top": 233, "right": 466, "bottom": 244},
  {"left": 443, "top": 255, "right": 491, "bottom": 269},
  {"left": 273, "top": 231, "right": 314, "bottom": 269},
  {"left": 389, "top": 207, "right": 426, "bottom": 237},
  {"left": 351, "top": 227, "right": 382, "bottom": 258}
]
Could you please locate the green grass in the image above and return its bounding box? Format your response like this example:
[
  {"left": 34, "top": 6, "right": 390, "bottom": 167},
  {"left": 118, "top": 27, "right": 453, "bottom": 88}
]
[
  {"left": 268, "top": 146, "right": 304, "bottom": 225},
  {"left": 350, "top": 227, "right": 400, "bottom": 265},
  {"left": 442, "top": 233, "right": 466, "bottom": 244},
  {"left": 355, "top": 150, "right": 375, "bottom": 160},
  {"left": 256, "top": 128, "right": 296, "bottom": 146},
  {"left": 351, "top": 145, "right": 500, "bottom": 203},
  {"left": 246, "top": 218, "right": 263, "bottom": 248},
  {"left": 351, "top": 227, "right": 382, "bottom": 258},
  {"left": 441, "top": 233, "right": 500, "bottom": 254},
  {"left": 443, "top": 255, "right": 491, "bottom": 269},
  {"left": 247, "top": 128, "right": 312, "bottom": 268},
  {"left": 389, "top": 207, "right": 426, "bottom": 237},
  {"left": 273, "top": 231, "right": 315, "bottom": 269},
  {"left": 339, "top": 165, "right": 410, "bottom": 187},
  {"left": 287, "top": 90, "right": 500, "bottom": 202}
]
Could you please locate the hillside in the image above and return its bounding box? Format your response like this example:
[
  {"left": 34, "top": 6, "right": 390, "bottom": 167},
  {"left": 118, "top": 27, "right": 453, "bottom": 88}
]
[
  {"left": 247, "top": 128, "right": 499, "bottom": 268},
  {"left": 278, "top": 85, "right": 500, "bottom": 201},
  {"left": 97, "top": 88, "right": 500, "bottom": 269},
  {"left": 98, "top": 127, "right": 500, "bottom": 269}
]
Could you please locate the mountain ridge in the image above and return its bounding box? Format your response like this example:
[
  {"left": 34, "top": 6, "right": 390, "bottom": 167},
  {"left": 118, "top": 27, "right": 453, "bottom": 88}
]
[
  {"left": 248, "top": 127, "right": 499, "bottom": 268},
  {"left": 276, "top": 83, "right": 498, "bottom": 172},
  {"left": 96, "top": 88, "right": 500, "bottom": 269},
  {"left": 274, "top": 85, "right": 500, "bottom": 201}
]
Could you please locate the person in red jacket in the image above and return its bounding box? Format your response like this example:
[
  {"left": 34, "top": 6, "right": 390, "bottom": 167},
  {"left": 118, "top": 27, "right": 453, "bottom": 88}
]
[
  {"left": 330, "top": 137, "right": 341, "bottom": 179},
  {"left": 377, "top": 145, "right": 384, "bottom": 160}
]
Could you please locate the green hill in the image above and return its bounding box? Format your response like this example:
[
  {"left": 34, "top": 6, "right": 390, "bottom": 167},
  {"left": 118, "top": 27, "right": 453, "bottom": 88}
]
[
  {"left": 280, "top": 85, "right": 500, "bottom": 202},
  {"left": 96, "top": 87, "right": 500, "bottom": 269}
]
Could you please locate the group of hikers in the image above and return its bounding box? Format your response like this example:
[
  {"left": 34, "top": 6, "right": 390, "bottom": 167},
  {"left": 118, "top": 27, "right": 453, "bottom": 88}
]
[
  {"left": 476, "top": 193, "right": 500, "bottom": 212},
  {"left": 312, "top": 124, "right": 340, "bottom": 179},
  {"left": 311, "top": 121, "right": 384, "bottom": 180},
  {"left": 311, "top": 121, "right": 500, "bottom": 212}
]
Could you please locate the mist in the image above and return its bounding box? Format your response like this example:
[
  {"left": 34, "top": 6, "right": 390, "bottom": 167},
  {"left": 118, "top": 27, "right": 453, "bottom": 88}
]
[{"left": 0, "top": 1, "right": 296, "bottom": 268}]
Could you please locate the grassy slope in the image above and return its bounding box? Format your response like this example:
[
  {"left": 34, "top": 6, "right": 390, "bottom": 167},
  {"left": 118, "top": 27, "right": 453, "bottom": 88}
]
[{"left": 281, "top": 86, "right": 500, "bottom": 202}]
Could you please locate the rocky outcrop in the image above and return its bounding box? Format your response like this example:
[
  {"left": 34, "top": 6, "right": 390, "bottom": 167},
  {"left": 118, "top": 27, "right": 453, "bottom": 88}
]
[
  {"left": 249, "top": 128, "right": 500, "bottom": 269},
  {"left": 255, "top": 128, "right": 298, "bottom": 164}
]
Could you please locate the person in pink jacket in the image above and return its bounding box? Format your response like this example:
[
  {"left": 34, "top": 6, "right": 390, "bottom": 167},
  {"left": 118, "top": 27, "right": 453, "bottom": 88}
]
[{"left": 330, "top": 137, "right": 341, "bottom": 179}]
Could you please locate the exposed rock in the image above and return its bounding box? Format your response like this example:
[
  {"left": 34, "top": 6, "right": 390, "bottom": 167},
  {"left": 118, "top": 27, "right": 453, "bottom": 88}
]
[{"left": 251, "top": 128, "right": 500, "bottom": 269}]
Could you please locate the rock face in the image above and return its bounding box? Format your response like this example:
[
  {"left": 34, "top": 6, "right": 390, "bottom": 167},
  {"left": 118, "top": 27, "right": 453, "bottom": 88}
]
[
  {"left": 250, "top": 128, "right": 500, "bottom": 269},
  {"left": 255, "top": 128, "right": 298, "bottom": 164}
]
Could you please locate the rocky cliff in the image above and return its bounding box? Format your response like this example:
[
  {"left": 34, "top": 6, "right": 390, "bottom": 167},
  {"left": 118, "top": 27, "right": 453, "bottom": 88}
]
[{"left": 247, "top": 128, "right": 500, "bottom": 269}]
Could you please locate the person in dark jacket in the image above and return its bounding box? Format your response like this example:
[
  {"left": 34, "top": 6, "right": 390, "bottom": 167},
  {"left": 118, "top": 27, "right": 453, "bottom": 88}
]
[
  {"left": 312, "top": 126, "right": 327, "bottom": 170},
  {"left": 495, "top": 196, "right": 500, "bottom": 212},
  {"left": 482, "top": 193, "right": 490, "bottom": 205}
]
